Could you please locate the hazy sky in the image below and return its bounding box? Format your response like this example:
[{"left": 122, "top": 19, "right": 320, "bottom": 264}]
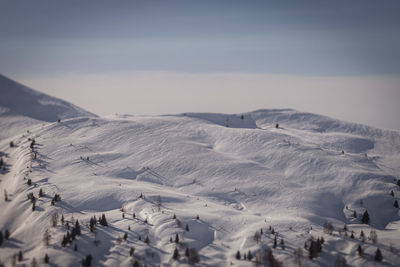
[{"left": 1, "top": 0, "right": 400, "bottom": 129}]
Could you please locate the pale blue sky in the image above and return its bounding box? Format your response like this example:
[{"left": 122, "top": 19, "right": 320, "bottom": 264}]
[{"left": 1, "top": 0, "right": 400, "bottom": 129}]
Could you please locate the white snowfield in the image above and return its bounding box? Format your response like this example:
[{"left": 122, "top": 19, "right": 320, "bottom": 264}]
[{"left": 0, "top": 76, "right": 399, "bottom": 266}]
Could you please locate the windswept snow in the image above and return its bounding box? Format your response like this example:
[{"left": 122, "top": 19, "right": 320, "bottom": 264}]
[{"left": 0, "top": 79, "right": 400, "bottom": 266}]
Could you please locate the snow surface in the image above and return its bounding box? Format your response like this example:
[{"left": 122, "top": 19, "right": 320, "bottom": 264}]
[{"left": 0, "top": 76, "right": 400, "bottom": 266}]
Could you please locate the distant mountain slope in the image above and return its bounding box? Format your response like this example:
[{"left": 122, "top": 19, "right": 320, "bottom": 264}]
[{"left": 0, "top": 74, "right": 96, "bottom": 139}]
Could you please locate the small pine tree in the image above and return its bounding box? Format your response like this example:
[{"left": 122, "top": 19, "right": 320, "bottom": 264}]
[
  {"left": 275, "top": 123, "right": 279, "bottom": 129},
  {"left": 397, "top": 179, "right": 400, "bottom": 187},
  {"left": 123, "top": 233, "right": 128, "bottom": 241},
  {"left": 10, "top": 141, "right": 14, "bottom": 147},
  {"left": 44, "top": 253, "right": 49, "bottom": 263},
  {"left": 173, "top": 214, "right": 176, "bottom": 219},
  {"left": 353, "top": 210, "right": 357, "bottom": 218},
  {"left": 235, "top": 250, "right": 241, "bottom": 260},
  {"left": 185, "top": 224, "right": 189, "bottom": 231},
  {"left": 350, "top": 231, "right": 354, "bottom": 239},
  {"left": 27, "top": 179, "right": 32, "bottom": 186},
  {"left": 31, "top": 257, "right": 38, "bottom": 267},
  {"left": 4, "top": 229, "right": 9, "bottom": 240},
  {"left": 273, "top": 236, "right": 277, "bottom": 249},
  {"left": 0, "top": 231, "right": 3, "bottom": 246},
  {"left": 394, "top": 200, "right": 399, "bottom": 208},
  {"left": 43, "top": 229, "right": 51, "bottom": 246},
  {"left": 100, "top": 214, "right": 108, "bottom": 226},
  {"left": 75, "top": 220, "right": 81, "bottom": 235},
  {"left": 18, "top": 251, "right": 23, "bottom": 261},
  {"left": 175, "top": 233, "right": 179, "bottom": 243},
  {"left": 280, "top": 238, "right": 285, "bottom": 250},
  {"left": 361, "top": 211, "right": 370, "bottom": 224},
  {"left": 357, "top": 245, "right": 363, "bottom": 256},
  {"left": 83, "top": 254, "right": 92, "bottom": 267},
  {"left": 375, "top": 248, "right": 383, "bottom": 262},
  {"left": 74, "top": 244, "right": 78, "bottom": 251},
  {"left": 173, "top": 248, "right": 180, "bottom": 260},
  {"left": 390, "top": 190, "right": 394, "bottom": 197},
  {"left": 196, "top": 215, "right": 199, "bottom": 220},
  {"left": 133, "top": 213, "right": 135, "bottom": 219},
  {"left": 144, "top": 235, "right": 150, "bottom": 244},
  {"left": 247, "top": 250, "right": 253, "bottom": 261},
  {"left": 129, "top": 247, "right": 134, "bottom": 256}
]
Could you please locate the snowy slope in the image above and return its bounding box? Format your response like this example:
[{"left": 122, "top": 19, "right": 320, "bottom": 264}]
[
  {"left": 0, "top": 74, "right": 96, "bottom": 140},
  {"left": 0, "top": 87, "right": 400, "bottom": 266}
]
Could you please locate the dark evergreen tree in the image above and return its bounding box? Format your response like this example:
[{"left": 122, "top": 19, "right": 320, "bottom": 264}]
[
  {"left": 82, "top": 254, "right": 92, "bottom": 267},
  {"left": 280, "top": 238, "right": 285, "bottom": 250},
  {"left": 9, "top": 141, "right": 14, "bottom": 147},
  {"left": 185, "top": 248, "right": 190, "bottom": 257},
  {"left": 123, "top": 233, "right": 128, "bottom": 241},
  {"left": 173, "top": 248, "right": 180, "bottom": 260},
  {"left": 394, "top": 200, "right": 399, "bottom": 208},
  {"left": 75, "top": 220, "right": 81, "bottom": 235},
  {"left": 397, "top": 179, "right": 400, "bottom": 187},
  {"left": 196, "top": 215, "right": 199, "bottom": 220},
  {"left": 172, "top": 214, "right": 176, "bottom": 219},
  {"left": 175, "top": 233, "right": 179, "bottom": 243},
  {"left": 129, "top": 248, "right": 134, "bottom": 256},
  {"left": 133, "top": 260, "right": 140, "bottom": 267},
  {"left": 185, "top": 224, "right": 189, "bottom": 231},
  {"left": 316, "top": 238, "right": 322, "bottom": 252},
  {"left": 0, "top": 231, "right": 3, "bottom": 246},
  {"left": 309, "top": 240, "right": 318, "bottom": 259},
  {"left": 273, "top": 236, "right": 277, "bottom": 249},
  {"left": 235, "top": 250, "right": 241, "bottom": 260},
  {"left": 275, "top": 123, "right": 279, "bottom": 128},
  {"left": 353, "top": 210, "right": 357, "bottom": 218},
  {"left": 247, "top": 250, "right": 253, "bottom": 261},
  {"left": 357, "top": 245, "right": 363, "bottom": 256},
  {"left": 27, "top": 179, "right": 32, "bottom": 186},
  {"left": 18, "top": 251, "right": 23, "bottom": 261},
  {"left": 375, "top": 248, "right": 383, "bottom": 262},
  {"left": 390, "top": 190, "right": 394, "bottom": 197},
  {"left": 100, "top": 214, "right": 108, "bottom": 226},
  {"left": 350, "top": 231, "right": 355, "bottom": 239},
  {"left": 144, "top": 235, "right": 150, "bottom": 244},
  {"left": 90, "top": 217, "right": 95, "bottom": 232},
  {"left": 74, "top": 244, "right": 78, "bottom": 251},
  {"left": 44, "top": 253, "right": 49, "bottom": 263},
  {"left": 61, "top": 235, "right": 67, "bottom": 247},
  {"left": 361, "top": 211, "right": 370, "bottom": 224},
  {"left": 132, "top": 213, "right": 135, "bottom": 219}
]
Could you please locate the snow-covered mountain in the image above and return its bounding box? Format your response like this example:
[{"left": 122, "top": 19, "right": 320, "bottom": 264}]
[
  {"left": 0, "top": 75, "right": 399, "bottom": 266},
  {"left": 0, "top": 74, "right": 96, "bottom": 140}
]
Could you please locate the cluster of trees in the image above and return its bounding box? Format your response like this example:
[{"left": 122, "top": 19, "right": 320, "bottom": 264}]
[
  {"left": 51, "top": 193, "right": 61, "bottom": 205},
  {"left": 61, "top": 220, "right": 81, "bottom": 247}
]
